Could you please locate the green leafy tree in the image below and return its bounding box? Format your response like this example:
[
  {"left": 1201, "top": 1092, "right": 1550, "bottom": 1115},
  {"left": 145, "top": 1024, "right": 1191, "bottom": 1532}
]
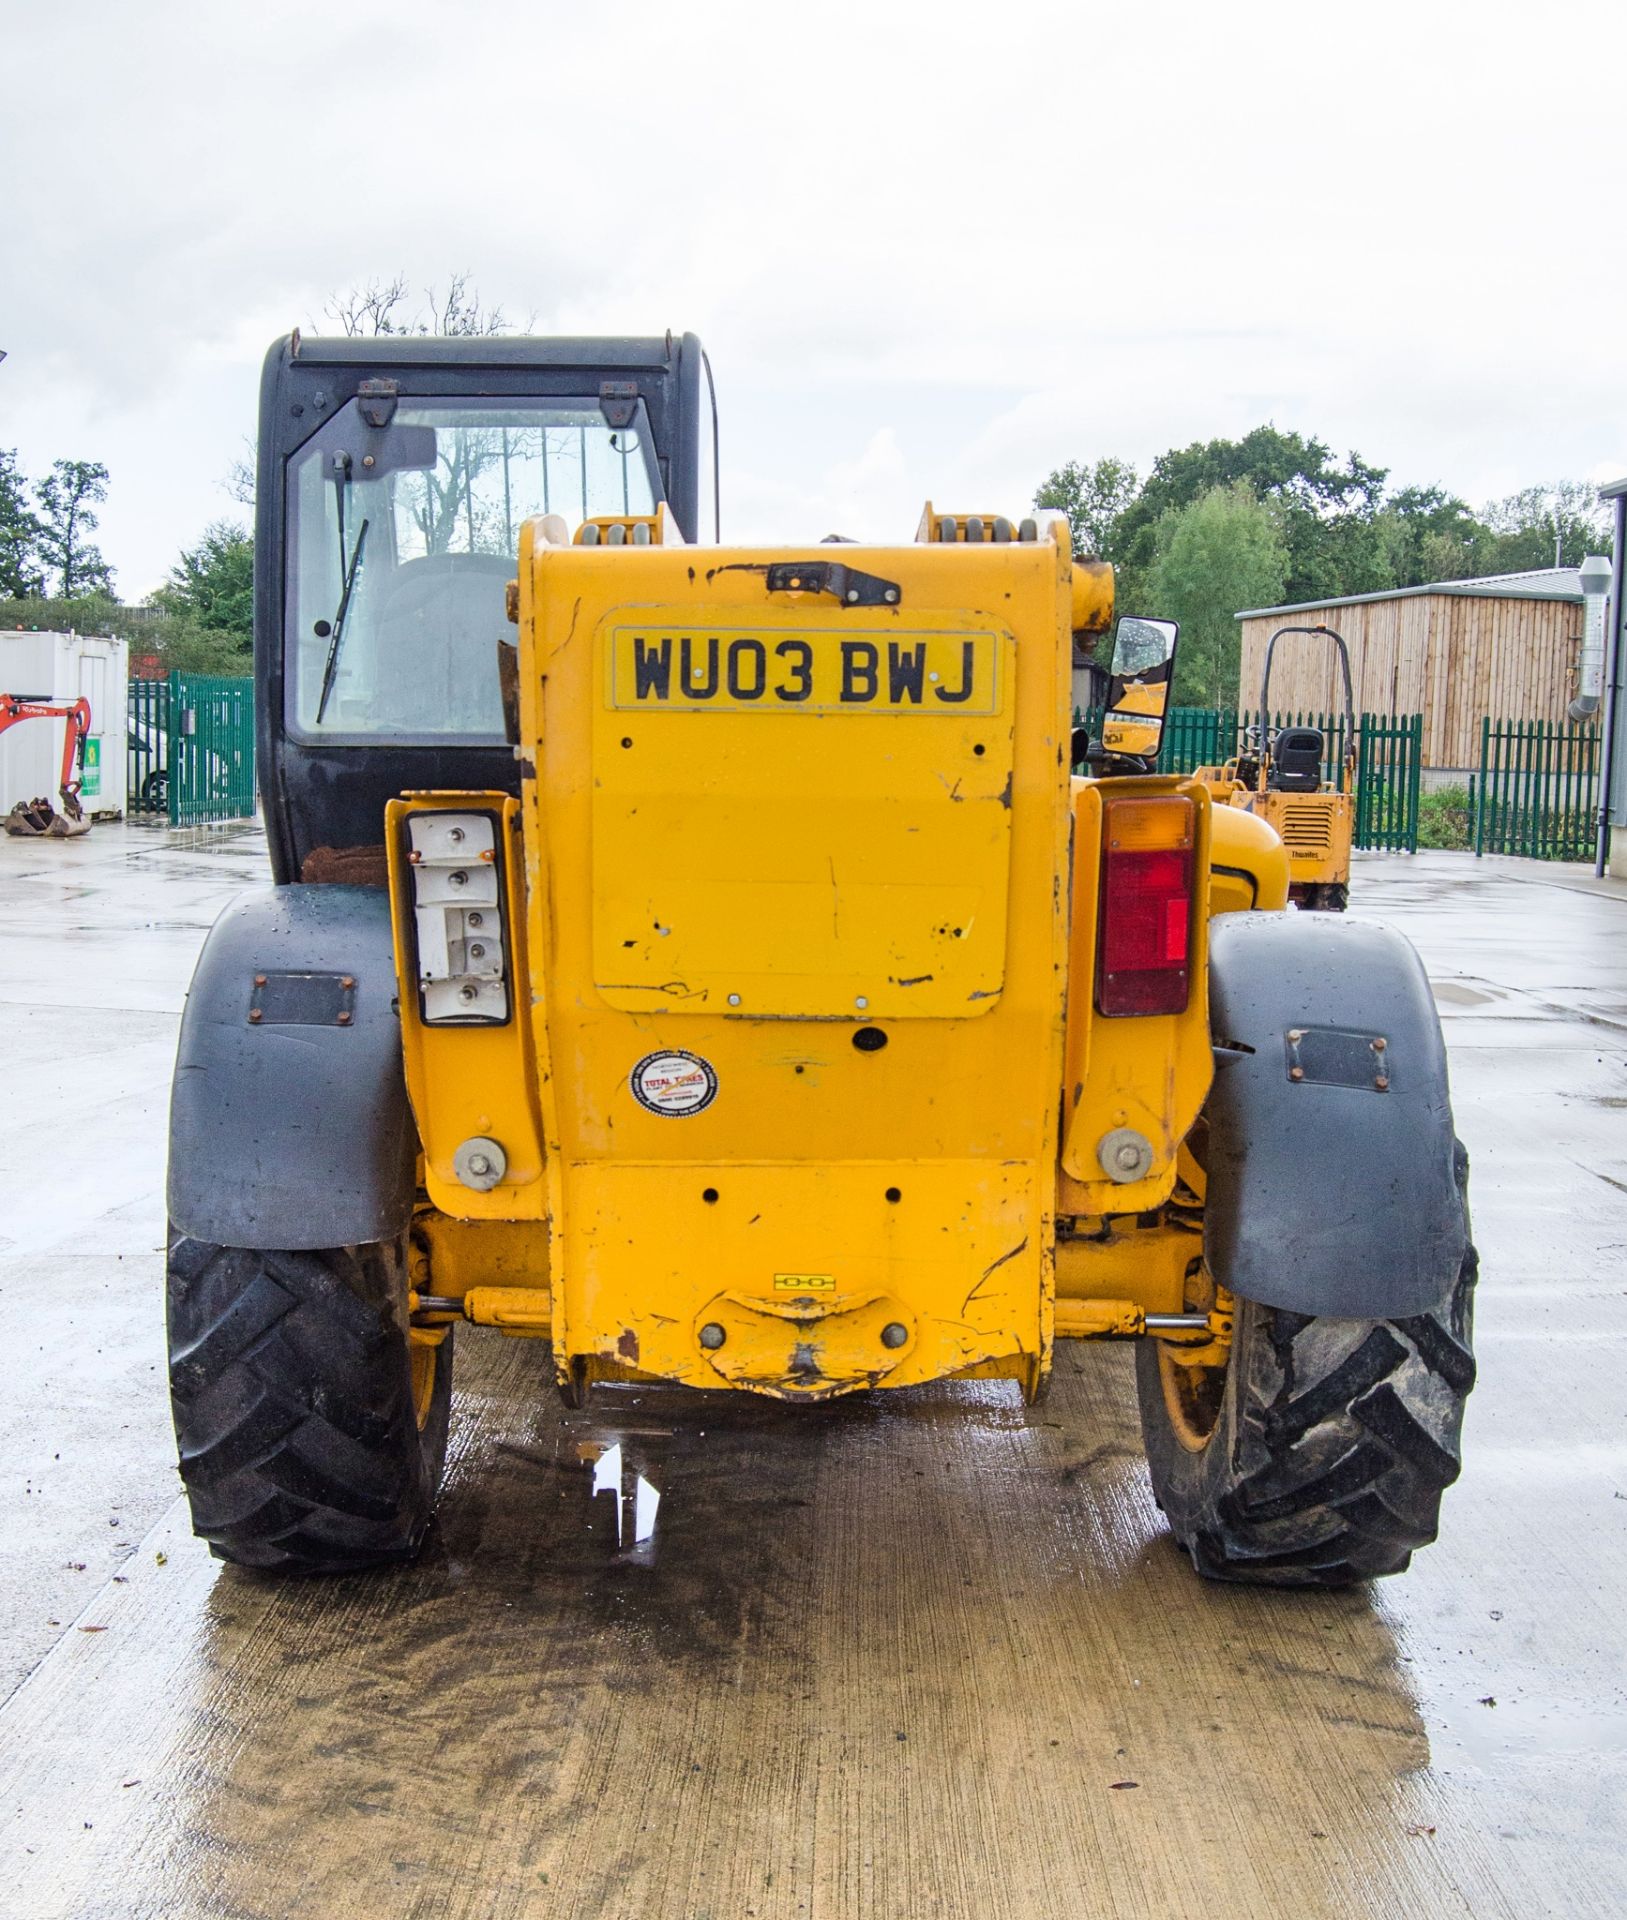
[
  {"left": 1115, "top": 426, "right": 1387, "bottom": 605},
  {"left": 1147, "top": 483, "right": 1288, "bottom": 706},
  {"left": 0, "top": 448, "right": 42, "bottom": 598},
  {"left": 1034, "top": 456, "right": 1140, "bottom": 559},
  {"left": 1480, "top": 481, "right": 1613, "bottom": 571},
  {"left": 1370, "top": 484, "right": 1488, "bottom": 586},
  {"left": 152, "top": 520, "right": 254, "bottom": 640},
  {"left": 33, "top": 459, "right": 114, "bottom": 598}
]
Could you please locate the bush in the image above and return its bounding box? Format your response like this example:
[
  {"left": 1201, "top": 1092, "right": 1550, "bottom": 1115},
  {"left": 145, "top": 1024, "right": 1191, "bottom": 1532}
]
[
  {"left": 0, "top": 595, "right": 250, "bottom": 676},
  {"left": 1417, "top": 783, "right": 1473, "bottom": 851}
]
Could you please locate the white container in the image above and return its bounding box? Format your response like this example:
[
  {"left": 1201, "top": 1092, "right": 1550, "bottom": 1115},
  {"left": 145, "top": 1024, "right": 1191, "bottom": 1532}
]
[{"left": 0, "top": 630, "right": 130, "bottom": 818}]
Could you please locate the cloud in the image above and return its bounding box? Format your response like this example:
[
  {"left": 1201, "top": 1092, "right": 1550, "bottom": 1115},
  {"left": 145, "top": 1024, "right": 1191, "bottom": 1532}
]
[{"left": 2, "top": 0, "right": 1624, "bottom": 594}]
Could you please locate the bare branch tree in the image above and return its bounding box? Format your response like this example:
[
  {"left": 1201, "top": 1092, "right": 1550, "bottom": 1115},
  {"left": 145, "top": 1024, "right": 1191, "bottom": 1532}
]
[
  {"left": 224, "top": 435, "right": 257, "bottom": 508},
  {"left": 323, "top": 274, "right": 413, "bottom": 337},
  {"left": 422, "top": 271, "right": 510, "bottom": 337},
  {"left": 318, "top": 273, "right": 520, "bottom": 338}
]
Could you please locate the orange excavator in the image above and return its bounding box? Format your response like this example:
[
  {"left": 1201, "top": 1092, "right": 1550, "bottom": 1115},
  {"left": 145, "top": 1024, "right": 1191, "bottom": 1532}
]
[{"left": 1, "top": 694, "right": 93, "bottom": 837}]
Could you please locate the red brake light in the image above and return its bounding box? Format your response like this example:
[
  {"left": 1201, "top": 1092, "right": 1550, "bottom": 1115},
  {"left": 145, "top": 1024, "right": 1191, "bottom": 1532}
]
[{"left": 1096, "top": 799, "right": 1194, "bottom": 1017}]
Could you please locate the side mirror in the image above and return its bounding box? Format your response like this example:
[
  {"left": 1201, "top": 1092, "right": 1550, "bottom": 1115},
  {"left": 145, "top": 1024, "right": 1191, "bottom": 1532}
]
[{"left": 1101, "top": 615, "right": 1179, "bottom": 758}]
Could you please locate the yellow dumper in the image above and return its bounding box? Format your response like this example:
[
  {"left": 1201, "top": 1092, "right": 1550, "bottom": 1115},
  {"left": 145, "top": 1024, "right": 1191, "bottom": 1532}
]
[{"left": 1198, "top": 624, "right": 1358, "bottom": 911}]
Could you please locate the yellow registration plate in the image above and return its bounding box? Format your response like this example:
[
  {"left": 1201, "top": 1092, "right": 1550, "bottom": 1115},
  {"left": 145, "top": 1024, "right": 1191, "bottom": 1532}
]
[{"left": 606, "top": 624, "right": 1000, "bottom": 716}]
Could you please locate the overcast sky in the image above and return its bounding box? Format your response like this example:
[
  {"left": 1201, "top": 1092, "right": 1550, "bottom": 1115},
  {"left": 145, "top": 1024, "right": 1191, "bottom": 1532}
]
[{"left": 3, "top": 0, "right": 1624, "bottom": 596}]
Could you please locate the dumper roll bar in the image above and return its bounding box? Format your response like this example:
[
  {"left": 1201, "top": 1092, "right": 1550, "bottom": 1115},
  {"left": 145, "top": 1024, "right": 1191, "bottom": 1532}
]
[{"left": 1259, "top": 624, "right": 1357, "bottom": 784}]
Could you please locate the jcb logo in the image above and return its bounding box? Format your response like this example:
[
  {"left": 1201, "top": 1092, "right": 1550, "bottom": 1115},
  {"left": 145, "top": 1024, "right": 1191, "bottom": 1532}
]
[{"left": 607, "top": 625, "right": 1000, "bottom": 715}]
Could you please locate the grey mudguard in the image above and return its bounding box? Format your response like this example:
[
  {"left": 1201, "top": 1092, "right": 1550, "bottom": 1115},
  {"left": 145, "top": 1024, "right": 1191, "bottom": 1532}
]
[
  {"left": 168, "top": 885, "right": 416, "bottom": 1250},
  {"left": 1205, "top": 913, "right": 1466, "bottom": 1320}
]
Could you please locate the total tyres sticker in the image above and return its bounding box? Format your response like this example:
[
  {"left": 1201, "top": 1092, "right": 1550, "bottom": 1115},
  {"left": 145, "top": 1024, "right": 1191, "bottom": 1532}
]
[{"left": 629, "top": 1049, "right": 718, "bottom": 1118}]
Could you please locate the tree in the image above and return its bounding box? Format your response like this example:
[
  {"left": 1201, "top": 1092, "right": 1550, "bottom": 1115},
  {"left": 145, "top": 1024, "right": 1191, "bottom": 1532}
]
[
  {"left": 214, "top": 274, "right": 525, "bottom": 510},
  {"left": 0, "top": 448, "right": 42, "bottom": 598},
  {"left": 152, "top": 520, "right": 254, "bottom": 641},
  {"left": 33, "top": 459, "right": 114, "bottom": 598},
  {"left": 1034, "top": 456, "right": 1140, "bottom": 559},
  {"left": 322, "top": 271, "right": 514, "bottom": 338},
  {"left": 1114, "top": 426, "right": 1388, "bottom": 606},
  {"left": 1480, "top": 481, "right": 1613, "bottom": 572},
  {"left": 1369, "top": 484, "right": 1488, "bottom": 587},
  {"left": 1147, "top": 483, "right": 1288, "bottom": 707}
]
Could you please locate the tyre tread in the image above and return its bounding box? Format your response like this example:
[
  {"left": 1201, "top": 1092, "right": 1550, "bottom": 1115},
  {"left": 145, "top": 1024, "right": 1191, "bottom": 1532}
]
[
  {"left": 1138, "top": 1233, "right": 1476, "bottom": 1588},
  {"left": 166, "top": 1232, "right": 448, "bottom": 1575}
]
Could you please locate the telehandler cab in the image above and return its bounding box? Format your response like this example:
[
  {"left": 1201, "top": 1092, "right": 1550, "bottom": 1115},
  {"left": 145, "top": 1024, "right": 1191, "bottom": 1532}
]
[{"left": 165, "top": 334, "right": 1475, "bottom": 1587}]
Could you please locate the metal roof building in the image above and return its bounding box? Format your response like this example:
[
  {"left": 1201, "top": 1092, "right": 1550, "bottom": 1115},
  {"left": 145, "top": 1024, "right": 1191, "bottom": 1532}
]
[{"left": 1236, "top": 567, "right": 1597, "bottom": 771}]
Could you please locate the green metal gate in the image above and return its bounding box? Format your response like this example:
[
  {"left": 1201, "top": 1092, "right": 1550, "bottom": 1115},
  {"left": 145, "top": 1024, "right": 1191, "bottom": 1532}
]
[
  {"left": 1071, "top": 703, "right": 1424, "bottom": 851},
  {"left": 1354, "top": 712, "right": 1423, "bottom": 853},
  {"left": 127, "top": 676, "right": 171, "bottom": 816},
  {"left": 126, "top": 672, "right": 255, "bottom": 825},
  {"left": 1213, "top": 708, "right": 1422, "bottom": 853},
  {"left": 1473, "top": 718, "right": 1599, "bottom": 860}
]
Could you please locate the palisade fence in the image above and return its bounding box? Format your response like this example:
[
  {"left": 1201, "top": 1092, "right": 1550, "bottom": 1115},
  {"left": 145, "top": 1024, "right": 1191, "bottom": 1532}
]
[
  {"left": 127, "top": 672, "right": 256, "bottom": 826},
  {"left": 128, "top": 675, "right": 171, "bottom": 815},
  {"left": 1080, "top": 705, "right": 1425, "bottom": 852},
  {"left": 1472, "top": 718, "right": 1599, "bottom": 862}
]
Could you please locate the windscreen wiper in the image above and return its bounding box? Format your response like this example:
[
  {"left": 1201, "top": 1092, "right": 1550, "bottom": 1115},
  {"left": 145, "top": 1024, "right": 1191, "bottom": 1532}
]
[{"left": 315, "top": 516, "right": 370, "bottom": 725}]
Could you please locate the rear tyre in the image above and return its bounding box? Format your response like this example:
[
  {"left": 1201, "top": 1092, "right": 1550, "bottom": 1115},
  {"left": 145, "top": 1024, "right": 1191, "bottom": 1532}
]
[
  {"left": 1296, "top": 882, "right": 1349, "bottom": 912},
  {"left": 166, "top": 1231, "right": 452, "bottom": 1574},
  {"left": 1135, "top": 1163, "right": 1475, "bottom": 1587}
]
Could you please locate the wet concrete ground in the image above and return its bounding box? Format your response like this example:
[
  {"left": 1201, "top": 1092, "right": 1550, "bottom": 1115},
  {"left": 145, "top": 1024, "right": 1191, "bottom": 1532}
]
[{"left": 1, "top": 826, "right": 1623, "bottom": 1919}]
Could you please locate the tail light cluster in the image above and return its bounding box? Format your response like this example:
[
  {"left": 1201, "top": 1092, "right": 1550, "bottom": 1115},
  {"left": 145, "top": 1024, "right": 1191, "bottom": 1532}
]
[
  {"left": 1096, "top": 796, "right": 1194, "bottom": 1017},
  {"left": 406, "top": 813, "right": 510, "bottom": 1024}
]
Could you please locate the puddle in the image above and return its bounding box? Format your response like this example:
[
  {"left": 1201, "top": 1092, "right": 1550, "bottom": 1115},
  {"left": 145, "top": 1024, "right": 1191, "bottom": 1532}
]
[
  {"left": 1432, "top": 980, "right": 1498, "bottom": 1006},
  {"left": 576, "top": 1437, "right": 662, "bottom": 1553}
]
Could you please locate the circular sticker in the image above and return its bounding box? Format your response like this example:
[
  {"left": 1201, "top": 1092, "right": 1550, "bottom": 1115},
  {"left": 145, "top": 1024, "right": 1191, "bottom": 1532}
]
[{"left": 630, "top": 1049, "right": 718, "bottom": 1118}]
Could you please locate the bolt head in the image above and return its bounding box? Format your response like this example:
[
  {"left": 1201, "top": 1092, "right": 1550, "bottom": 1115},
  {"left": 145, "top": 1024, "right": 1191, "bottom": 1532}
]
[
  {"left": 699, "top": 1322, "right": 727, "bottom": 1351},
  {"left": 881, "top": 1322, "right": 908, "bottom": 1350},
  {"left": 467, "top": 1153, "right": 491, "bottom": 1176}
]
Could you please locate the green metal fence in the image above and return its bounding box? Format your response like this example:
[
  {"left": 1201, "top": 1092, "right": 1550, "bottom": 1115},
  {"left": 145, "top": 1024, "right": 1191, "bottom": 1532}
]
[
  {"left": 126, "top": 672, "right": 256, "bottom": 825},
  {"left": 1071, "top": 704, "right": 1426, "bottom": 852},
  {"left": 1161, "top": 707, "right": 1237, "bottom": 774},
  {"left": 1472, "top": 718, "right": 1599, "bottom": 861}
]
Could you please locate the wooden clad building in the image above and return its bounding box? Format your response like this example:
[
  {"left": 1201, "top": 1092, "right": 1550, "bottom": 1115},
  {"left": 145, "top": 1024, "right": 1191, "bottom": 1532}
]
[{"left": 1236, "top": 569, "right": 1590, "bottom": 771}]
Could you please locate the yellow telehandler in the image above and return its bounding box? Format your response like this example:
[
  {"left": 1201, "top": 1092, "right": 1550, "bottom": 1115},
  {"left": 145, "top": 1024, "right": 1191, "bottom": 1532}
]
[{"left": 164, "top": 338, "right": 1474, "bottom": 1588}]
